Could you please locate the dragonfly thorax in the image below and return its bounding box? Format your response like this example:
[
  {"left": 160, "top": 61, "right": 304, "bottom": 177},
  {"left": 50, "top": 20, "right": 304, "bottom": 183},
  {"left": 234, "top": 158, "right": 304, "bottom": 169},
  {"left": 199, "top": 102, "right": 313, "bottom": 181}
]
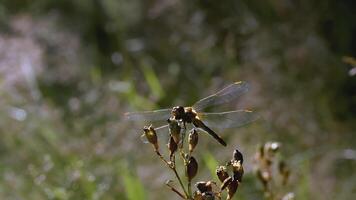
[
  {"left": 171, "top": 106, "right": 197, "bottom": 123},
  {"left": 184, "top": 107, "right": 198, "bottom": 123}
]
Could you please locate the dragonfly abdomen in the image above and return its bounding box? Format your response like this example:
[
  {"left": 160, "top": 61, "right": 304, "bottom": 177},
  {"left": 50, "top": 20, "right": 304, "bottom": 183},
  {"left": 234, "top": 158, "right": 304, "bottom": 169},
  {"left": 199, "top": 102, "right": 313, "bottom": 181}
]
[{"left": 193, "top": 119, "right": 227, "bottom": 146}]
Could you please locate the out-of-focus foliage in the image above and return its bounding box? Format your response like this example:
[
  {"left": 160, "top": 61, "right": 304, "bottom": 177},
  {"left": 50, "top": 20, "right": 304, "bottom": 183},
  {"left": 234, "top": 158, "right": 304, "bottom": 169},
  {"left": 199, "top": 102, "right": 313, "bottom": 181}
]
[{"left": 0, "top": 0, "right": 355, "bottom": 199}]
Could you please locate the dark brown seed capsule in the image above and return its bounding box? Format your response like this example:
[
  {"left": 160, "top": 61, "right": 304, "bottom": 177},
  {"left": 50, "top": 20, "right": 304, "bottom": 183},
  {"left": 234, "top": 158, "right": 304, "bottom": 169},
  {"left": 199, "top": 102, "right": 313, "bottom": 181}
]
[
  {"left": 143, "top": 125, "right": 158, "bottom": 150},
  {"left": 195, "top": 181, "right": 212, "bottom": 193},
  {"left": 233, "top": 149, "right": 243, "bottom": 164},
  {"left": 220, "top": 176, "right": 232, "bottom": 191},
  {"left": 205, "top": 181, "right": 213, "bottom": 192},
  {"left": 202, "top": 191, "right": 215, "bottom": 200},
  {"left": 186, "top": 156, "right": 198, "bottom": 181},
  {"left": 193, "top": 191, "right": 203, "bottom": 200},
  {"left": 189, "top": 129, "right": 199, "bottom": 153},
  {"left": 227, "top": 179, "right": 239, "bottom": 200},
  {"left": 168, "top": 118, "right": 181, "bottom": 144},
  {"left": 167, "top": 136, "right": 177, "bottom": 159},
  {"left": 231, "top": 160, "right": 244, "bottom": 182},
  {"left": 216, "top": 166, "right": 229, "bottom": 183}
]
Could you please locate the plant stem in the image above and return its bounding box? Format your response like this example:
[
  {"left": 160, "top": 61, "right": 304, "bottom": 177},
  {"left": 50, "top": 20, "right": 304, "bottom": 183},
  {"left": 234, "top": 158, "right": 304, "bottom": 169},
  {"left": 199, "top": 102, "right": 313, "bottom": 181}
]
[
  {"left": 165, "top": 181, "right": 186, "bottom": 199},
  {"left": 188, "top": 180, "right": 192, "bottom": 198},
  {"left": 155, "top": 150, "right": 171, "bottom": 167},
  {"left": 173, "top": 167, "right": 190, "bottom": 199},
  {"left": 154, "top": 149, "right": 189, "bottom": 199}
]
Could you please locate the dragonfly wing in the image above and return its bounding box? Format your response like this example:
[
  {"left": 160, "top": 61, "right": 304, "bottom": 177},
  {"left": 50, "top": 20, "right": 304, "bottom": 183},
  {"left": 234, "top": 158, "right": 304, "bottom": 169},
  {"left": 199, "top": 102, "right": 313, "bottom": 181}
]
[
  {"left": 192, "top": 81, "right": 250, "bottom": 111},
  {"left": 198, "top": 110, "right": 259, "bottom": 130},
  {"left": 140, "top": 124, "right": 170, "bottom": 144},
  {"left": 124, "top": 108, "right": 172, "bottom": 121}
]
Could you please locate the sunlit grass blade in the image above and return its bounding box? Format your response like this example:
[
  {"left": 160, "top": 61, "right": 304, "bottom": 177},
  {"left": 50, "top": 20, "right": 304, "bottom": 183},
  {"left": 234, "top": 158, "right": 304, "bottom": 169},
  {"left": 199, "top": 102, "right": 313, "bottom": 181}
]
[
  {"left": 118, "top": 163, "right": 146, "bottom": 200},
  {"left": 141, "top": 64, "right": 164, "bottom": 99},
  {"left": 203, "top": 152, "right": 219, "bottom": 181}
]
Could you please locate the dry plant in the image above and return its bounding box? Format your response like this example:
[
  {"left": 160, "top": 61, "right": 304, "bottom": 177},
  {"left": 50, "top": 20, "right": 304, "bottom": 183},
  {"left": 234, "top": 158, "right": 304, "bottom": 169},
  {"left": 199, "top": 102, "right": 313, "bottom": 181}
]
[
  {"left": 254, "top": 142, "right": 294, "bottom": 200},
  {"left": 142, "top": 117, "right": 244, "bottom": 200}
]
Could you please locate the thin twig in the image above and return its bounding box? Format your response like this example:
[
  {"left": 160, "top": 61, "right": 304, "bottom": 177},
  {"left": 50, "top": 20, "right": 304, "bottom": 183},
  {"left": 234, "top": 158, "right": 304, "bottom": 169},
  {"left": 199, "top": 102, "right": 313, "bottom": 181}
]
[
  {"left": 165, "top": 182, "right": 186, "bottom": 199},
  {"left": 155, "top": 150, "right": 172, "bottom": 167},
  {"left": 188, "top": 180, "right": 192, "bottom": 198},
  {"left": 155, "top": 149, "right": 189, "bottom": 198},
  {"left": 173, "top": 167, "right": 189, "bottom": 198}
]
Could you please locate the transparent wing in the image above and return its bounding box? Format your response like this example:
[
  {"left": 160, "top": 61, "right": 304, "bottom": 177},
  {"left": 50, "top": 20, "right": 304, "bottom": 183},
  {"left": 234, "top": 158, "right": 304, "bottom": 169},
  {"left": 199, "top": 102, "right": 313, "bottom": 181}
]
[
  {"left": 198, "top": 110, "right": 259, "bottom": 130},
  {"left": 140, "top": 124, "right": 169, "bottom": 144},
  {"left": 124, "top": 108, "right": 171, "bottom": 121},
  {"left": 192, "top": 81, "right": 250, "bottom": 111}
]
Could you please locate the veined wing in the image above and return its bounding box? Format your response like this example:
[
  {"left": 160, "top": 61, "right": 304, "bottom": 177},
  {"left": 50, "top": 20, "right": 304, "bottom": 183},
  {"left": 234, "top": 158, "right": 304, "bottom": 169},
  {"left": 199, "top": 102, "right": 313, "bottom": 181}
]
[
  {"left": 198, "top": 110, "right": 259, "bottom": 130},
  {"left": 124, "top": 108, "right": 171, "bottom": 121},
  {"left": 192, "top": 81, "right": 250, "bottom": 111}
]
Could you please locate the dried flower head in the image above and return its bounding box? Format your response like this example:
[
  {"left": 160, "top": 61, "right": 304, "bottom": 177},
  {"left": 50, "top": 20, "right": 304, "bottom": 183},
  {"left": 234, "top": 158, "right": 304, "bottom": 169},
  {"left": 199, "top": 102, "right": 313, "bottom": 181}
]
[
  {"left": 143, "top": 125, "right": 158, "bottom": 150},
  {"left": 202, "top": 191, "right": 215, "bottom": 200},
  {"left": 167, "top": 136, "right": 178, "bottom": 160},
  {"left": 195, "top": 181, "right": 213, "bottom": 193},
  {"left": 233, "top": 149, "right": 244, "bottom": 164},
  {"left": 216, "top": 166, "right": 229, "bottom": 183},
  {"left": 188, "top": 129, "right": 199, "bottom": 153},
  {"left": 227, "top": 179, "right": 239, "bottom": 200},
  {"left": 186, "top": 156, "right": 198, "bottom": 181},
  {"left": 231, "top": 160, "right": 244, "bottom": 182},
  {"left": 220, "top": 176, "right": 232, "bottom": 191},
  {"left": 193, "top": 191, "right": 204, "bottom": 200},
  {"left": 168, "top": 118, "right": 181, "bottom": 144}
]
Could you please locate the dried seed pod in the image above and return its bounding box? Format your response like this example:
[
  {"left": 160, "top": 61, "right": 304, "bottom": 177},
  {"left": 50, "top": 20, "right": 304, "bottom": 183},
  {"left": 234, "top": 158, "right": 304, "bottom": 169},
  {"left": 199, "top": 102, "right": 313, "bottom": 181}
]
[
  {"left": 188, "top": 129, "right": 199, "bottom": 153},
  {"left": 220, "top": 176, "right": 232, "bottom": 191},
  {"left": 168, "top": 118, "right": 181, "bottom": 144},
  {"left": 193, "top": 191, "right": 204, "bottom": 200},
  {"left": 202, "top": 191, "right": 215, "bottom": 200},
  {"left": 186, "top": 156, "right": 198, "bottom": 181},
  {"left": 196, "top": 181, "right": 208, "bottom": 192},
  {"left": 196, "top": 181, "right": 212, "bottom": 193},
  {"left": 143, "top": 125, "right": 158, "bottom": 150},
  {"left": 227, "top": 179, "right": 239, "bottom": 200},
  {"left": 232, "top": 149, "right": 243, "bottom": 164},
  {"left": 216, "top": 166, "right": 229, "bottom": 183},
  {"left": 167, "top": 136, "right": 177, "bottom": 160},
  {"left": 231, "top": 160, "right": 244, "bottom": 182}
]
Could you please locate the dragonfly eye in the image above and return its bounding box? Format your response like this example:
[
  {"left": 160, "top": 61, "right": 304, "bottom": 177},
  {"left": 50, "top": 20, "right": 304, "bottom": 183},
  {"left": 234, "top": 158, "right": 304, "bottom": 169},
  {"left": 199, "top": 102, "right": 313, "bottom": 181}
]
[{"left": 172, "top": 106, "right": 185, "bottom": 118}]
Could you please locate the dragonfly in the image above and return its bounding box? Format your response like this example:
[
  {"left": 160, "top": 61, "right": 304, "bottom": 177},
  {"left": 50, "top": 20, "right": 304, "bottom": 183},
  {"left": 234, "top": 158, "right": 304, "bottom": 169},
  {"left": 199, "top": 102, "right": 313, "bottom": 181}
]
[{"left": 125, "top": 81, "right": 259, "bottom": 146}]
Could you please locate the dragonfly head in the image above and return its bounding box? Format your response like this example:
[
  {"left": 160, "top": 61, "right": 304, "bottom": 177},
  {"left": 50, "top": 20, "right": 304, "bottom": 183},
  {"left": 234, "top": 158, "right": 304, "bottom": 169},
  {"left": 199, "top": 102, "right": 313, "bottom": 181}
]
[{"left": 172, "top": 106, "right": 185, "bottom": 119}]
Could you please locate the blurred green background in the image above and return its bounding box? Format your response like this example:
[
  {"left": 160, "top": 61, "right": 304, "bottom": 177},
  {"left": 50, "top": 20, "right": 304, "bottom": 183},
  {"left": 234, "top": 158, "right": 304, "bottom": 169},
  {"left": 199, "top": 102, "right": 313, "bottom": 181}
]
[{"left": 0, "top": 0, "right": 355, "bottom": 199}]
